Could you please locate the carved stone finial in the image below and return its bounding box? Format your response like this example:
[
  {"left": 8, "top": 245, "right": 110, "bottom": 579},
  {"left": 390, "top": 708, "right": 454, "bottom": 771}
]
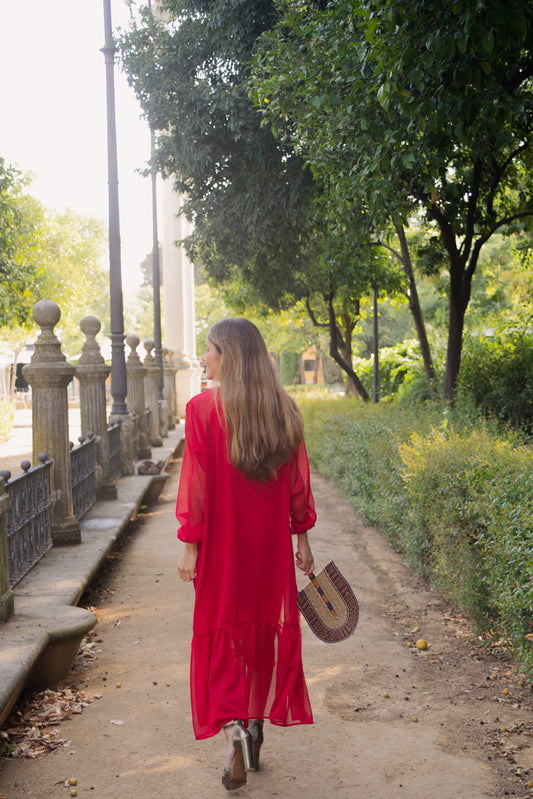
[
  {"left": 33, "top": 299, "right": 61, "bottom": 329},
  {"left": 79, "top": 316, "right": 105, "bottom": 366},
  {"left": 126, "top": 334, "right": 142, "bottom": 367},
  {"left": 81, "top": 315, "right": 101, "bottom": 338},
  {"left": 29, "top": 299, "right": 67, "bottom": 366}
]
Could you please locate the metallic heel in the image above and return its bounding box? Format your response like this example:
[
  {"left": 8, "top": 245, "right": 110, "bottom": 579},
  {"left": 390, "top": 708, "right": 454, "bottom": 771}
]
[
  {"left": 249, "top": 719, "right": 264, "bottom": 771},
  {"left": 221, "top": 720, "right": 253, "bottom": 790}
]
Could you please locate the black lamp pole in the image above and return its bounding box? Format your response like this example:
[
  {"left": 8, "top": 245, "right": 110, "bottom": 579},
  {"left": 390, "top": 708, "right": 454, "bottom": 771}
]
[
  {"left": 102, "top": 0, "right": 128, "bottom": 416},
  {"left": 150, "top": 129, "right": 165, "bottom": 401},
  {"left": 146, "top": 0, "right": 165, "bottom": 402}
]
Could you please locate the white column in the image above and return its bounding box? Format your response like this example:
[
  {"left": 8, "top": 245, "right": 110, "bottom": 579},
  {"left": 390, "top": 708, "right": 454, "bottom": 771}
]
[{"left": 161, "top": 181, "right": 201, "bottom": 418}]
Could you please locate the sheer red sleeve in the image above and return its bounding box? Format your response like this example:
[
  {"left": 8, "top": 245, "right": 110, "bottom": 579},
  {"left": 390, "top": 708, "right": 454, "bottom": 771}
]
[
  {"left": 176, "top": 400, "right": 207, "bottom": 543},
  {"left": 289, "top": 439, "right": 317, "bottom": 534}
]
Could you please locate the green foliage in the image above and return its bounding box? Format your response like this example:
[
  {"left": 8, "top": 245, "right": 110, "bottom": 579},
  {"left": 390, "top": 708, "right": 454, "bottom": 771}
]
[
  {"left": 0, "top": 399, "right": 14, "bottom": 444},
  {"left": 279, "top": 351, "right": 299, "bottom": 385},
  {"left": 44, "top": 210, "right": 109, "bottom": 357},
  {"left": 194, "top": 280, "right": 327, "bottom": 364},
  {"left": 0, "top": 163, "right": 109, "bottom": 353},
  {"left": 0, "top": 159, "right": 51, "bottom": 326},
  {"left": 118, "top": 0, "right": 316, "bottom": 309},
  {"left": 252, "top": 0, "right": 533, "bottom": 398},
  {"left": 353, "top": 339, "right": 432, "bottom": 400},
  {"left": 118, "top": 1, "right": 409, "bottom": 394},
  {"left": 480, "top": 459, "right": 533, "bottom": 663},
  {"left": 300, "top": 397, "right": 533, "bottom": 674},
  {"left": 459, "top": 327, "right": 533, "bottom": 432}
]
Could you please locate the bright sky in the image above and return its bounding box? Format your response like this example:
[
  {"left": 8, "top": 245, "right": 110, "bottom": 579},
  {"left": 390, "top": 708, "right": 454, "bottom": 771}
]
[{"left": 0, "top": 0, "right": 153, "bottom": 293}]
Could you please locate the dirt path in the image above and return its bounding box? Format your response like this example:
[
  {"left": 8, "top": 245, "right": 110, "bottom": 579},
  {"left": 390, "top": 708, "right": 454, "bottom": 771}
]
[{"left": 1, "top": 459, "right": 532, "bottom": 798}]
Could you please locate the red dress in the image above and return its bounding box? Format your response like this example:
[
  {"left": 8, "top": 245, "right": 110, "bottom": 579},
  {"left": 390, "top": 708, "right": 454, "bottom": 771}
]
[{"left": 176, "top": 389, "right": 316, "bottom": 739}]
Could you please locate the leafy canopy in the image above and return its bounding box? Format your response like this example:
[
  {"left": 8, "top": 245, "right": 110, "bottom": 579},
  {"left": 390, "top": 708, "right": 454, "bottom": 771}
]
[
  {"left": 118, "top": 0, "right": 317, "bottom": 309},
  {"left": 251, "top": 0, "right": 533, "bottom": 397}
]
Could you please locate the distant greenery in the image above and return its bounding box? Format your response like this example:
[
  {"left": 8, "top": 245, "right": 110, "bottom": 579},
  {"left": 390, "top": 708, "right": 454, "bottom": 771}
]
[
  {"left": 0, "top": 399, "right": 14, "bottom": 444},
  {"left": 301, "top": 397, "right": 533, "bottom": 676},
  {"left": 0, "top": 161, "right": 110, "bottom": 360}
]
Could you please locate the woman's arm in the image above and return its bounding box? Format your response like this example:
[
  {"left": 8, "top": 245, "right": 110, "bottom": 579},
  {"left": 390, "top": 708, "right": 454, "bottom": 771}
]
[
  {"left": 176, "top": 401, "right": 206, "bottom": 544},
  {"left": 290, "top": 439, "right": 317, "bottom": 534},
  {"left": 295, "top": 532, "right": 315, "bottom": 576},
  {"left": 178, "top": 542, "right": 198, "bottom": 582}
]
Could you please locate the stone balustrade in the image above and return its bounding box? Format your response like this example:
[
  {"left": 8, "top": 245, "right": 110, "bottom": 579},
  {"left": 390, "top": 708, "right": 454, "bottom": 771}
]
[{"left": 0, "top": 299, "right": 182, "bottom": 621}]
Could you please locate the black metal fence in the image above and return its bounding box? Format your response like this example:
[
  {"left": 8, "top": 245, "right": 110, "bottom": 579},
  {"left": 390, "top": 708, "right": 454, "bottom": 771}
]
[
  {"left": 1, "top": 455, "right": 53, "bottom": 588},
  {"left": 70, "top": 433, "right": 97, "bottom": 520},
  {"left": 2, "top": 409, "right": 157, "bottom": 590}
]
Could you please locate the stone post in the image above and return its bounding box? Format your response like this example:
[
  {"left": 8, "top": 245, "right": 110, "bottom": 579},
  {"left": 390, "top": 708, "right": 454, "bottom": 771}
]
[
  {"left": 0, "top": 478, "right": 14, "bottom": 621},
  {"left": 75, "top": 316, "right": 117, "bottom": 500},
  {"left": 23, "top": 300, "right": 81, "bottom": 545},
  {"left": 163, "top": 348, "right": 178, "bottom": 430},
  {"left": 143, "top": 340, "right": 163, "bottom": 447},
  {"left": 126, "top": 334, "right": 151, "bottom": 459},
  {"left": 159, "top": 395, "right": 169, "bottom": 440},
  {"left": 118, "top": 413, "right": 136, "bottom": 474}
]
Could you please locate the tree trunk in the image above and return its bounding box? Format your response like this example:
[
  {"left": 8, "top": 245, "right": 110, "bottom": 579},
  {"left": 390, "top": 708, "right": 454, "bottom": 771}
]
[
  {"left": 395, "top": 222, "right": 438, "bottom": 398},
  {"left": 339, "top": 299, "right": 356, "bottom": 396},
  {"left": 443, "top": 262, "right": 471, "bottom": 402},
  {"left": 327, "top": 295, "right": 369, "bottom": 401},
  {"left": 305, "top": 295, "right": 369, "bottom": 401}
]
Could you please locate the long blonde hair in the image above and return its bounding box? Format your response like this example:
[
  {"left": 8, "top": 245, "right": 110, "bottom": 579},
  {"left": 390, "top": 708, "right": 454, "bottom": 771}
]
[{"left": 208, "top": 318, "right": 304, "bottom": 481}]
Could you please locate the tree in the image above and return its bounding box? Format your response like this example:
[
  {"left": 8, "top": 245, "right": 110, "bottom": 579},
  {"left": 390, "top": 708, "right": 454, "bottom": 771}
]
[
  {"left": 43, "top": 209, "right": 109, "bottom": 357},
  {"left": 118, "top": 0, "right": 317, "bottom": 309},
  {"left": 0, "top": 158, "right": 51, "bottom": 326},
  {"left": 252, "top": 0, "right": 533, "bottom": 400},
  {"left": 118, "top": 0, "right": 411, "bottom": 399}
]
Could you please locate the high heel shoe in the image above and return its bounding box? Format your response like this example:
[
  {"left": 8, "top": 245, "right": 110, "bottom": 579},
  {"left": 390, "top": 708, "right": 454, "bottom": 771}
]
[
  {"left": 249, "top": 719, "right": 264, "bottom": 771},
  {"left": 221, "top": 720, "right": 253, "bottom": 791}
]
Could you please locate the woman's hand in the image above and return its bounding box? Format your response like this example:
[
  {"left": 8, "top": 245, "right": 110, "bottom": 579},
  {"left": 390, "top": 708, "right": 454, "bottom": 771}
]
[
  {"left": 295, "top": 533, "right": 315, "bottom": 576},
  {"left": 178, "top": 543, "right": 198, "bottom": 582}
]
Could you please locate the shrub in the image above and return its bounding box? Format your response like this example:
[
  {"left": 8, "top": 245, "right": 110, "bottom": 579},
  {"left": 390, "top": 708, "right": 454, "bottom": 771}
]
[
  {"left": 353, "top": 339, "right": 428, "bottom": 401},
  {"left": 300, "top": 396, "right": 533, "bottom": 675},
  {"left": 398, "top": 426, "right": 507, "bottom": 626},
  {"left": 459, "top": 328, "right": 533, "bottom": 432},
  {"left": 479, "top": 458, "right": 533, "bottom": 662}
]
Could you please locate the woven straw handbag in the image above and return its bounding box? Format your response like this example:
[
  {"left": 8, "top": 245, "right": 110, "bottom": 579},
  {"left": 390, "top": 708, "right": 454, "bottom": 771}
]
[{"left": 297, "top": 561, "right": 359, "bottom": 643}]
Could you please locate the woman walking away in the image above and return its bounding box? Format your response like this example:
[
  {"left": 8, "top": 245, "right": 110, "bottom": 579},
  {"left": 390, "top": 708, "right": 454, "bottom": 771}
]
[{"left": 177, "top": 318, "right": 316, "bottom": 791}]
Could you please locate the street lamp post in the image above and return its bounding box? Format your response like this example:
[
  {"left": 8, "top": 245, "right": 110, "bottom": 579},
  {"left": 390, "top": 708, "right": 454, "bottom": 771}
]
[
  {"left": 150, "top": 129, "right": 165, "bottom": 403},
  {"left": 102, "top": 0, "right": 128, "bottom": 417}
]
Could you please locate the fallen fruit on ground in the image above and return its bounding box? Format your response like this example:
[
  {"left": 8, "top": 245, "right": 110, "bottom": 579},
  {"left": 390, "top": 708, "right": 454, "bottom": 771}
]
[{"left": 416, "top": 639, "right": 428, "bottom": 650}]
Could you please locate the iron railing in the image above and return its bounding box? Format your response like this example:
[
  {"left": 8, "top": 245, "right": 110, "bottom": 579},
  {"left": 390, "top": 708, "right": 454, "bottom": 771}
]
[
  {"left": 1, "top": 455, "right": 53, "bottom": 588},
  {"left": 70, "top": 433, "right": 97, "bottom": 520}
]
